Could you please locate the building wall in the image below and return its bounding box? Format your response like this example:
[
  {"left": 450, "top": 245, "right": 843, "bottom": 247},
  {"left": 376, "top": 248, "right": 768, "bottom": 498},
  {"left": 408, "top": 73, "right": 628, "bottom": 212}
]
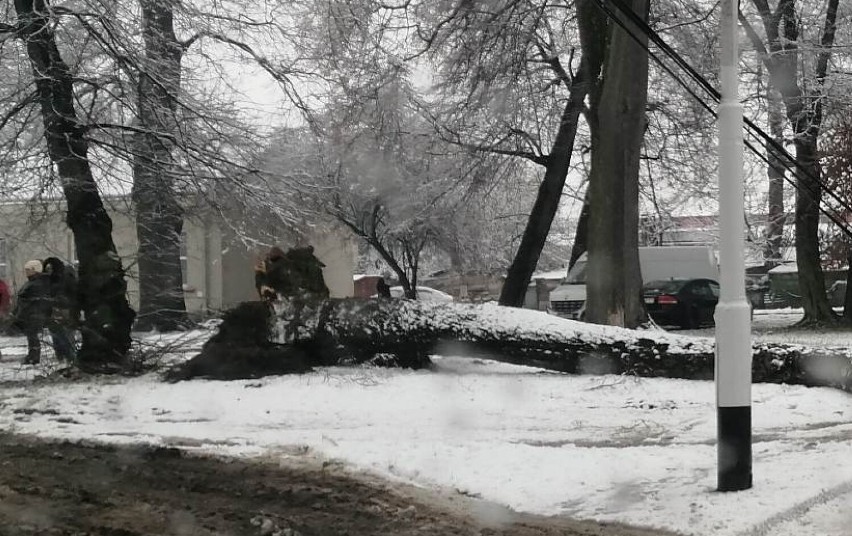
[
  {"left": 309, "top": 228, "right": 356, "bottom": 299},
  {"left": 0, "top": 199, "right": 356, "bottom": 319}
]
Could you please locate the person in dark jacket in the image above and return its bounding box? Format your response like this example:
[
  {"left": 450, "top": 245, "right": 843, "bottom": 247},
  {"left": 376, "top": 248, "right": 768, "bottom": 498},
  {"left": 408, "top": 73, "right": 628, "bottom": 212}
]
[
  {"left": 13, "top": 260, "right": 52, "bottom": 365},
  {"left": 284, "top": 246, "right": 329, "bottom": 299},
  {"left": 42, "top": 257, "right": 80, "bottom": 325},
  {"left": 376, "top": 277, "right": 391, "bottom": 298},
  {"left": 254, "top": 246, "right": 289, "bottom": 302},
  {"left": 254, "top": 245, "right": 330, "bottom": 302},
  {"left": 42, "top": 257, "right": 78, "bottom": 361}
]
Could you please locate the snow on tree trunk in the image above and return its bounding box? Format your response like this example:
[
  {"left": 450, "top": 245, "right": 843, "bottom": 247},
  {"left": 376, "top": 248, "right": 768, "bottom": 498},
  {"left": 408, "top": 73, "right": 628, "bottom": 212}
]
[{"left": 172, "top": 299, "right": 852, "bottom": 393}]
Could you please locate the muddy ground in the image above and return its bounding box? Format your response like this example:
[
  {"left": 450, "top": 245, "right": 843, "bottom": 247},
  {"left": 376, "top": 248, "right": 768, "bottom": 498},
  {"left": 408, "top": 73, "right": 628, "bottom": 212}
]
[{"left": 0, "top": 433, "right": 676, "bottom": 536}]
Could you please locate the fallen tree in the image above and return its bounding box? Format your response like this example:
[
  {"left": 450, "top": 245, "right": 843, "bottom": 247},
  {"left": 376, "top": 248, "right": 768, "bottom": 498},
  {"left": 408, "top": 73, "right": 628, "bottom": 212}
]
[{"left": 167, "top": 298, "right": 852, "bottom": 393}]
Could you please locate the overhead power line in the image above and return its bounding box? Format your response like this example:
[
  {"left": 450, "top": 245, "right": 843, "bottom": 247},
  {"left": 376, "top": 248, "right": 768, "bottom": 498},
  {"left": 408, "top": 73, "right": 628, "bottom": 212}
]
[{"left": 589, "top": 0, "right": 852, "bottom": 239}]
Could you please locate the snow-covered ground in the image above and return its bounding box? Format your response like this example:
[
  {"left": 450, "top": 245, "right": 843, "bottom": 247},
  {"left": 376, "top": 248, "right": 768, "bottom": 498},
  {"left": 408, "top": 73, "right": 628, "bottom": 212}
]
[{"left": 0, "top": 308, "right": 850, "bottom": 536}]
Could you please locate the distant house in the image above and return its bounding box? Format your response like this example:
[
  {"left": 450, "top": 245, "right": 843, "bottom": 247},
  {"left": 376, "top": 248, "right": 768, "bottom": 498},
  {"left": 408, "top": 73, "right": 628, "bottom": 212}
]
[
  {"left": 419, "top": 272, "right": 504, "bottom": 303},
  {"left": 525, "top": 269, "right": 565, "bottom": 310},
  {"left": 639, "top": 213, "right": 802, "bottom": 270},
  {"left": 640, "top": 214, "right": 719, "bottom": 247},
  {"left": 0, "top": 197, "right": 356, "bottom": 318}
]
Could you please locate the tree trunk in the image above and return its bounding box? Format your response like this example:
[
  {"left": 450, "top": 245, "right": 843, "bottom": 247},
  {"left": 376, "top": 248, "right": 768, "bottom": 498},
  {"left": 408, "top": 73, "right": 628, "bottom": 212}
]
[
  {"left": 497, "top": 102, "right": 587, "bottom": 307},
  {"left": 14, "top": 0, "right": 135, "bottom": 366},
  {"left": 132, "top": 0, "right": 188, "bottom": 331},
  {"left": 746, "top": 0, "right": 839, "bottom": 324},
  {"left": 174, "top": 299, "right": 852, "bottom": 394},
  {"left": 498, "top": 0, "right": 606, "bottom": 307},
  {"left": 586, "top": 0, "right": 649, "bottom": 328},
  {"left": 764, "top": 88, "right": 785, "bottom": 268},
  {"left": 793, "top": 134, "right": 835, "bottom": 323}
]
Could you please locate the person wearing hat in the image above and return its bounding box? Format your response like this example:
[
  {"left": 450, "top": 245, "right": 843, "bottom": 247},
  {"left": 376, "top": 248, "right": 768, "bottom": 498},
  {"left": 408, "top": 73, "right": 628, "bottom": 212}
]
[
  {"left": 42, "top": 257, "right": 78, "bottom": 361},
  {"left": 12, "top": 260, "right": 52, "bottom": 365}
]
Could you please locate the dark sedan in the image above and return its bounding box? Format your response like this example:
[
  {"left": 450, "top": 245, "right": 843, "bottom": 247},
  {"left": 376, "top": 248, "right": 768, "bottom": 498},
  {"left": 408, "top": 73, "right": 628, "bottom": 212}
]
[{"left": 642, "top": 278, "right": 720, "bottom": 329}]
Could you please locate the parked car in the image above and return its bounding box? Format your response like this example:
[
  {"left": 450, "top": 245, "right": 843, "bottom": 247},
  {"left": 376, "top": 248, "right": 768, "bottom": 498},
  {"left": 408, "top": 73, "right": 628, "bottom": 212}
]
[
  {"left": 549, "top": 246, "right": 718, "bottom": 320},
  {"left": 374, "top": 286, "right": 454, "bottom": 302},
  {"left": 642, "top": 278, "right": 719, "bottom": 329}
]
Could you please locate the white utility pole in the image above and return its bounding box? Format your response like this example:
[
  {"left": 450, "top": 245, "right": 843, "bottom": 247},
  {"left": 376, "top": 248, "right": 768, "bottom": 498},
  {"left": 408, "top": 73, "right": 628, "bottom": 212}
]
[{"left": 715, "top": 0, "right": 753, "bottom": 492}]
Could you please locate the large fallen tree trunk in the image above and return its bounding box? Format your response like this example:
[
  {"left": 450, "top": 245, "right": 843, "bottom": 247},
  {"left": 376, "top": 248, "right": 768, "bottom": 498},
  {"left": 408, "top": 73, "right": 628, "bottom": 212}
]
[{"left": 168, "top": 299, "right": 852, "bottom": 392}]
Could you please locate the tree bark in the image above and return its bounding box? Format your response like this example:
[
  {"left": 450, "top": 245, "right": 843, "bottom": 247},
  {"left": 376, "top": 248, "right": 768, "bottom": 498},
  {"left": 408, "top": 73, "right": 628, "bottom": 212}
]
[
  {"left": 793, "top": 134, "right": 835, "bottom": 322},
  {"left": 764, "top": 88, "right": 785, "bottom": 268},
  {"left": 174, "top": 299, "right": 852, "bottom": 394},
  {"left": 132, "top": 0, "right": 188, "bottom": 331},
  {"left": 14, "top": 0, "right": 135, "bottom": 366},
  {"left": 586, "top": 0, "right": 649, "bottom": 328},
  {"left": 498, "top": 0, "right": 607, "bottom": 307}
]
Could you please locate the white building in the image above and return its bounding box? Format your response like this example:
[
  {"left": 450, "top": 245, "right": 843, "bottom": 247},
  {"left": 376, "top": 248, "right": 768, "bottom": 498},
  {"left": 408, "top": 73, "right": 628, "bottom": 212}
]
[{"left": 0, "top": 197, "right": 356, "bottom": 318}]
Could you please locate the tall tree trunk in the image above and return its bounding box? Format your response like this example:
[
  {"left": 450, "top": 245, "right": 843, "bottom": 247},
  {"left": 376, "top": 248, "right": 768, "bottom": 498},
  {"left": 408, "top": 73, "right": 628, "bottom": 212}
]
[
  {"left": 793, "top": 134, "right": 834, "bottom": 322},
  {"left": 745, "top": 0, "right": 839, "bottom": 324},
  {"left": 498, "top": 0, "right": 606, "bottom": 306},
  {"left": 764, "top": 88, "right": 785, "bottom": 268},
  {"left": 14, "top": 0, "right": 135, "bottom": 366},
  {"left": 132, "top": 0, "right": 188, "bottom": 331},
  {"left": 586, "top": 0, "right": 649, "bottom": 328}
]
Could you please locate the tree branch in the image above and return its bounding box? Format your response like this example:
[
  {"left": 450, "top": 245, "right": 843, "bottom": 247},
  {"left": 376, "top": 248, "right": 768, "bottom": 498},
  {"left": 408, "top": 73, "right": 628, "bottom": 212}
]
[
  {"left": 0, "top": 91, "right": 37, "bottom": 132},
  {"left": 738, "top": 9, "right": 769, "bottom": 59},
  {"left": 186, "top": 31, "right": 316, "bottom": 127},
  {"left": 0, "top": 21, "right": 20, "bottom": 34},
  {"left": 749, "top": 0, "right": 779, "bottom": 42},
  {"left": 180, "top": 33, "right": 202, "bottom": 50},
  {"left": 815, "top": 0, "right": 840, "bottom": 84}
]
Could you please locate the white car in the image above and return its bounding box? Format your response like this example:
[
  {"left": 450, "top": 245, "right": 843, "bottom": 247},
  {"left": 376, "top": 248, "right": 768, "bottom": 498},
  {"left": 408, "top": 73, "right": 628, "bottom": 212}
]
[{"left": 379, "top": 286, "right": 454, "bottom": 302}]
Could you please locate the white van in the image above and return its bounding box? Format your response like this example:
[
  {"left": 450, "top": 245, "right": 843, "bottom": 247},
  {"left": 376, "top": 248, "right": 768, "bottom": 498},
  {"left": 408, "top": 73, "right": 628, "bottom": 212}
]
[{"left": 548, "top": 246, "right": 719, "bottom": 320}]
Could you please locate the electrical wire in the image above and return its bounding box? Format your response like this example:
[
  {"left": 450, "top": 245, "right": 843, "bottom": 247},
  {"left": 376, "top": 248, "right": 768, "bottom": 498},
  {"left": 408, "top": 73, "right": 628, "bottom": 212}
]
[{"left": 589, "top": 0, "right": 852, "bottom": 238}]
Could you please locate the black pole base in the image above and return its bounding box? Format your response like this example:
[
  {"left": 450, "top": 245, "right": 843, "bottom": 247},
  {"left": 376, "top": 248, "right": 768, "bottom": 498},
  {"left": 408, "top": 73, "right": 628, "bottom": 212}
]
[{"left": 717, "top": 405, "right": 752, "bottom": 491}]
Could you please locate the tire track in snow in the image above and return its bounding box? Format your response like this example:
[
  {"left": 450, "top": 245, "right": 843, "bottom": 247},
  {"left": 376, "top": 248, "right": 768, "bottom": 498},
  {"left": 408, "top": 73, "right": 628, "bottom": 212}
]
[{"left": 736, "top": 479, "right": 852, "bottom": 536}]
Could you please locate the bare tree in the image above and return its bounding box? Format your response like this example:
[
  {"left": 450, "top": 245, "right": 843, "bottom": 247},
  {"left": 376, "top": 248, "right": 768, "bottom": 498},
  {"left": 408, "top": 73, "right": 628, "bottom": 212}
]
[
  {"left": 741, "top": 0, "right": 841, "bottom": 324},
  {"left": 383, "top": 0, "right": 605, "bottom": 306},
  {"left": 5, "top": 0, "right": 136, "bottom": 367}
]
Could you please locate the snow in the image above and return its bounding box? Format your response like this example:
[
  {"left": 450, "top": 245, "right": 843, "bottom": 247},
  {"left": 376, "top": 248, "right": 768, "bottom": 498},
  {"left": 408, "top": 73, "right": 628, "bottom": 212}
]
[
  {"left": 768, "top": 263, "right": 798, "bottom": 274},
  {"left": 0, "top": 309, "right": 850, "bottom": 536},
  {"left": 531, "top": 268, "right": 567, "bottom": 281}
]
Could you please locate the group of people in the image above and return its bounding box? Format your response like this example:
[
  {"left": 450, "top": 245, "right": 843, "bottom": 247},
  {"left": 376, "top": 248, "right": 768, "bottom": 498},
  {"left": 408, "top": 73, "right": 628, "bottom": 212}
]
[
  {"left": 254, "top": 245, "right": 329, "bottom": 302},
  {"left": 5, "top": 257, "right": 80, "bottom": 365}
]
